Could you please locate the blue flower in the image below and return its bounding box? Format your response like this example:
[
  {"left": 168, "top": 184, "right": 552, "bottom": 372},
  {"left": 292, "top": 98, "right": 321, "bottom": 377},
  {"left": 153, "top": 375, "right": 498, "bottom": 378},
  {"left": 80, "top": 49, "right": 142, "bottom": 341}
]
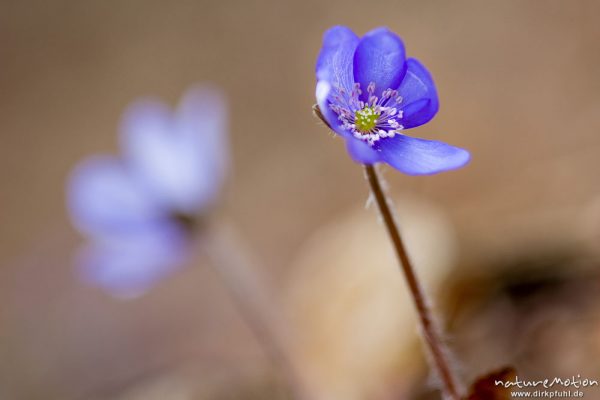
[
  {"left": 67, "top": 85, "right": 228, "bottom": 297},
  {"left": 315, "top": 26, "right": 470, "bottom": 175}
]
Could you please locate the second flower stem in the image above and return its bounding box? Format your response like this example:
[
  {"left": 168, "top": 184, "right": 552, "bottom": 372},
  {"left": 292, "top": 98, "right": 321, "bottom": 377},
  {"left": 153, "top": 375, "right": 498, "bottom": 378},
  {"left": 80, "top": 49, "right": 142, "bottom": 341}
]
[
  {"left": 363, "top": 164, "right": 460, "bottom": 400},
  {"left": 201, "top": 221, "right": 314, "bottom": 400}
]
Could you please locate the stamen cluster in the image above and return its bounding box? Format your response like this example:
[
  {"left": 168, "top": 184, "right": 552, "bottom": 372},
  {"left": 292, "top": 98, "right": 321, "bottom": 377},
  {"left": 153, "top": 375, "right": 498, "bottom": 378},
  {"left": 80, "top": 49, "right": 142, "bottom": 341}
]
[{"left": 329, "top": 82, "right": 404, "bottom": 145}]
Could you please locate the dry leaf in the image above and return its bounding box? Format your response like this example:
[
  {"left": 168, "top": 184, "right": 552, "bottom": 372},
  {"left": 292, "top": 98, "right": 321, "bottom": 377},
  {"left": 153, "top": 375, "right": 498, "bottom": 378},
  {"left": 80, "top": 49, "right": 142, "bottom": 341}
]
[{"left": 466, "top": 367, "right": 517, "bottom": 400}]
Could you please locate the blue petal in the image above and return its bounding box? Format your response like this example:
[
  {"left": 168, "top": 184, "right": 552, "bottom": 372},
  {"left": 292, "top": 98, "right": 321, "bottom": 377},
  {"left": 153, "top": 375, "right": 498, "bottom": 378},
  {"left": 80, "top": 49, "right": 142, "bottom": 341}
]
[
  {"left": 315, "top": 80, "right": 351, "bottom": 138},
  {"left": 353, "top": 27, "right": 406, "bottom": 100},
  {"left": 177, "top": 84, "right": 229, "bottom": 176},
  {"left": 120, "top": 87, "right": 228, "bottom": 214},
  {"left": 175, "top": 85, "right": 229, "bottom": 205},
  {"left": 316, "top": 26, "right": 359, "bottom": 94},
  {"left": 376, "top": 135, "right": 470, "bottom": 175},
  {"left": 398, "top": 58, "right": 439, "bottom": 129},
  {"left": 67, "top": 156, "right": 164, "bottom": 237},
  {"left": 315, "top": 27, "right": 359, "bottom": 137},
  {"left": 345, "top": 137, "right": 381, "bottom": 164},
  {"left": 77, "top": 222, "right": 188, "bottom": 298}
]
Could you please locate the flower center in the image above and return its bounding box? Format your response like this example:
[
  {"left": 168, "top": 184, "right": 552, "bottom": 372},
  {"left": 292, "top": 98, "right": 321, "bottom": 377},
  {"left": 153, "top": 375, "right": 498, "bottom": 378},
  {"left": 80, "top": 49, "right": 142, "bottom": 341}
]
[
  {"left": 354, "top": 107, "right": 379, "bottom": 133},
  {"left": 328, "top": 82, "right": 404, "bottom": 146}
]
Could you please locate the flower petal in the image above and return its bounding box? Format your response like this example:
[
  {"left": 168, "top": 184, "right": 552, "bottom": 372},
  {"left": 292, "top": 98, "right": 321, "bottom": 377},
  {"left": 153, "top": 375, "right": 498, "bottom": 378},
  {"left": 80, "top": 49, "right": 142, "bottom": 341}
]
[
  {"left": 376, "top": 135, "right": 470, "bottom": 175},
  {"left": 315, "top": 80, "right": 351, "bottom": 138},
  {"left": 345, "top": 137, "right": 381, "bottom": 164},
  {"left": 353, "top": 27, "right": 406, "bottom": 100},
  {"left": 120, "top": 89, "right": 227, "bottom": 214},
  {"left": 316, "top": 26, "right": 359, "bottom": 94},
  {"left": 398, "top": 58, "right": 439, "bottom": 129},
  {"left": 77, "top": 222, "right": 188, "bottom": 298},
  {"left": 176, "top": 84, "right": 229, "bottom": 178},
  {"left": 119, "top": 98, "right": 173, "bottom": 145},
  {"left": 67, "top": 156, "right": 163, "bottom": 237}
]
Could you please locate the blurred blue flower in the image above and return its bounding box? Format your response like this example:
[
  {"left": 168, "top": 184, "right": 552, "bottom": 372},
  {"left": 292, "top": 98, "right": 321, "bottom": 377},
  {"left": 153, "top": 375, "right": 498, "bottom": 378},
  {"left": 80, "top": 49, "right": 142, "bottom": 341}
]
[
  {"left": 315, "top": 26, "right": 470, "bottom": 175},
  {"left": 67, "top": 85, "right": 228, "bottom": 297}
]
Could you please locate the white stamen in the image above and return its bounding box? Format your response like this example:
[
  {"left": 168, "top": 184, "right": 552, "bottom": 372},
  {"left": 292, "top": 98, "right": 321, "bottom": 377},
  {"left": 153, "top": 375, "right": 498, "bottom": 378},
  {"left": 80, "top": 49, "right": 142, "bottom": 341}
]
[{"left": 328, "top": 82, "right": 405, "bottom": 146}]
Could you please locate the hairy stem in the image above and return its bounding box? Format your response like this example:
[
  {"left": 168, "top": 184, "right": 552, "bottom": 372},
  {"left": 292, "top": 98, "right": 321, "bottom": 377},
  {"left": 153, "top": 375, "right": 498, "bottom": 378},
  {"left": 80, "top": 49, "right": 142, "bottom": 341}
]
[
  {"left": 363, "top": 164, "right": 460, "bottom": 400},
  {"left": 312, "top": 104, "right": 460, "bottom": 399}
]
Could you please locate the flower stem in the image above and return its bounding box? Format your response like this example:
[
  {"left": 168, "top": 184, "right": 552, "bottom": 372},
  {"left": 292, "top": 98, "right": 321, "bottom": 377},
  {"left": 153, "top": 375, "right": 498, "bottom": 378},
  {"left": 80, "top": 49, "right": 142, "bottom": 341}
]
[
  {"left": 363, "top": 164, "right": 461, "bottom": 400},
  {"left": 201, "top": 220, "right": 315, "bottom": 400},
  {"left": 313, "top": 104, "right": 460, "bottom": 398}
]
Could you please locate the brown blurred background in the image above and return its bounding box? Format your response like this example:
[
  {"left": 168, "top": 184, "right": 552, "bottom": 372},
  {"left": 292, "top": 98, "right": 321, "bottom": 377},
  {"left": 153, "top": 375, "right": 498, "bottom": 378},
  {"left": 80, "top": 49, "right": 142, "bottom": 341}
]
[{"left": 1, "top": 1, "right": 600, "bottom": 399}]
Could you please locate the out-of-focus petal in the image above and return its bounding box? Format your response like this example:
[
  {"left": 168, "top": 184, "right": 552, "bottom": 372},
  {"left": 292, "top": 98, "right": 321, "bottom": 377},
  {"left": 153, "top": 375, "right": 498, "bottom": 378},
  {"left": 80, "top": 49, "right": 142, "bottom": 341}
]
[
  {"left": 353, "top": 27, "right": 406, "bottom": 100},
  {"left": 120, "top": 99, "right": 173, "bottom": 143},
  {"left": 120, "top": 89, "right": 228, "bottom": 214},
  {"left": 77, "top": 222, "right": 188, "bottom": 298},
  {"left": 67, "top": 156, "right": 164, "bottom": 236},
  {"left": 397, "top": 58, "right": 439, "bottom": 129},
  {"left": 376, "top": 134, "right": 470, "bottom": 175},
  {"left": 316, "top": 26, "right": 359, "bottom": 94},
  {"left": 177, "top": 84, "right": 229, "bottom": 176},
  {"left": 345, "top": 138, "right": 381, "bottom": 164}
]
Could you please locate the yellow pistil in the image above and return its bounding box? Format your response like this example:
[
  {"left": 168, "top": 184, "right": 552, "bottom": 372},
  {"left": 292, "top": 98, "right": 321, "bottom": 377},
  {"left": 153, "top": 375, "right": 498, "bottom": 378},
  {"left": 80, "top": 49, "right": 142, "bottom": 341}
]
[{"left": 354, "top": 106, "right": 379, "bottom": 133}]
